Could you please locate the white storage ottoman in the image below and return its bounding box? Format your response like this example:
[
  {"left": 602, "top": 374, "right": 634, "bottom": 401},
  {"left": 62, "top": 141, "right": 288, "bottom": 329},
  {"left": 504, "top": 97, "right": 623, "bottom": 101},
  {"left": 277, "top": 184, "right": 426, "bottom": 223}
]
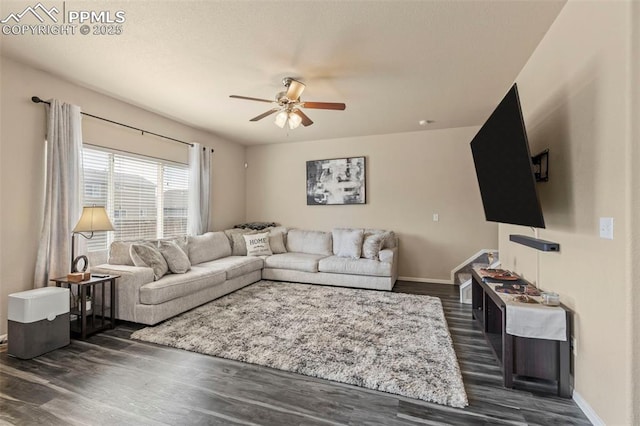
[{"left": 8, "top": 286, "right": 70, "bottom": 359}]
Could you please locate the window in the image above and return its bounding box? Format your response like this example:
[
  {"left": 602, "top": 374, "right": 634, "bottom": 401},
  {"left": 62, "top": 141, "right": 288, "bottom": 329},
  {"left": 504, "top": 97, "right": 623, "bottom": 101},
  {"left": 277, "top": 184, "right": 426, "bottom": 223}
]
[{"left": 82, "top": 146, "right": 189, "bottom": 254}]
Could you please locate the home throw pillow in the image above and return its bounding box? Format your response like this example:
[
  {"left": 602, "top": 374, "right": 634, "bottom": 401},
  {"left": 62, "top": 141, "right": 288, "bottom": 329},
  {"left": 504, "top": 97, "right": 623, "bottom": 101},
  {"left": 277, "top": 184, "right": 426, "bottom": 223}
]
[
  {"left": 243, "top": 232, "right": 272, "bottom": 256},
  {"left": 158, "top": 240, "right": 191, "bottom": 274},
  {"left": 130, "top": 243, "right": 169, "bottom": 280},
  {"left": 332, "top": 228, "right": 364, "bottom": 259}
]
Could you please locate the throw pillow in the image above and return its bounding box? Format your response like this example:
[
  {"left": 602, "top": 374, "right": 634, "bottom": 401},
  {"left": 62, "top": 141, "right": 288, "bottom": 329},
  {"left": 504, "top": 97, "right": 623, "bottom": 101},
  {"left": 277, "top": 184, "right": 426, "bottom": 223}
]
[
  {"left": 332, "top": 228, "right": 364, "bottom": 259},
  {"left": 362, "top": 232, "right": 387, "bottom": 260},
  {"left": 382, "top": 231, "right": 397, "bottom": 249},
  {"left": 269, "top": 231, "right": 287, "bottom": 254},
  {"left": 230, "top": 230, "right": 258, "bottom": 256},
  {"left": 170, "top": 235, "right": 189, "bottom": 256},
  {"left": 243, "top": 232, "right": 272, "bottom": 256},
  {"left": 158, "top": 240, "right": 191, "bottom": 274},
  {"left": 130, "top": 243, "right": 169, "bottom": 280},
  {"left": 364, "top": 229, "right": 397, "bottom": 249}
]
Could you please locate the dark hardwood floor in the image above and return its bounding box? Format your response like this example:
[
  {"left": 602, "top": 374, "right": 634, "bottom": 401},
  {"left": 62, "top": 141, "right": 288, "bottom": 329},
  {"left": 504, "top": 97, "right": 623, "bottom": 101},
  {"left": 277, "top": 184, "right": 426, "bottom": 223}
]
[{"left": 0, "top": 281, "right": 590, "bottom": 425}]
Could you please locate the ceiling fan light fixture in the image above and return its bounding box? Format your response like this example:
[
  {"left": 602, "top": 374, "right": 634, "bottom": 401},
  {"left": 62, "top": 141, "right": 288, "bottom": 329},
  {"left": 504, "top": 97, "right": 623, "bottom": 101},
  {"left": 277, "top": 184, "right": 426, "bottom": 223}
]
[
  {"left": 231, "top": 77, "right": 346, "bottom": 129},
  {"left": 274, "top": 110, "right": 288, "bottom": 128},
  {"left": 288, "top": 111, "right": 302, "bottom": 129}
]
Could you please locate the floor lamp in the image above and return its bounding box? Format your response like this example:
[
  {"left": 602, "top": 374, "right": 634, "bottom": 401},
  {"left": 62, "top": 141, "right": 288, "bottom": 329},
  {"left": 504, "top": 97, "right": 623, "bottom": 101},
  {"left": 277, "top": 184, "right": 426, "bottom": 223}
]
[{"left": 71, "top": 206, "right": 115, "bottom": 272}]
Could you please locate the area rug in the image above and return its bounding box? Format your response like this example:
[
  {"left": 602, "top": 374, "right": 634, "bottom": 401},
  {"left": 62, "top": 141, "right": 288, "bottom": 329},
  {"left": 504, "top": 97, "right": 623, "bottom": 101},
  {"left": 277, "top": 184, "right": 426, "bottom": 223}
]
[{"left": 131, "top": 281, "right": 468, "bottom": 407}]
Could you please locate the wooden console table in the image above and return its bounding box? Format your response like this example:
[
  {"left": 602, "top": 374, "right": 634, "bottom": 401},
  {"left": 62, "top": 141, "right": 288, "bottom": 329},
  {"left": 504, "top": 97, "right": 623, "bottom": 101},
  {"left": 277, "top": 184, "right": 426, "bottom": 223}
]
[{"left": 471, "top": 269, "right": 572, "bottom": 397}]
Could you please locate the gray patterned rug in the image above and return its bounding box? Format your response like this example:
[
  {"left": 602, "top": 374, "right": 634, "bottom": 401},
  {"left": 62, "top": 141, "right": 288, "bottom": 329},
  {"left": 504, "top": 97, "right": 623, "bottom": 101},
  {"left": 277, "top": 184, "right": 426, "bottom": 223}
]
[{"left": 131, "top": 281, "right": 468, "bottom": 407}]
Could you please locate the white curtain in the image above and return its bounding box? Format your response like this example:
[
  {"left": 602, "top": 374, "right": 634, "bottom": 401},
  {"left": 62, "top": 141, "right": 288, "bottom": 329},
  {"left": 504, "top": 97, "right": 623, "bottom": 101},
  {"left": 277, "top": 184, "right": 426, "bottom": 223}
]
[
  {"left": 187, "top": 143, "right": 212, "bottom": 235},
  {"left": 34, "top": 100, "right": 83, "bottom": 287}
]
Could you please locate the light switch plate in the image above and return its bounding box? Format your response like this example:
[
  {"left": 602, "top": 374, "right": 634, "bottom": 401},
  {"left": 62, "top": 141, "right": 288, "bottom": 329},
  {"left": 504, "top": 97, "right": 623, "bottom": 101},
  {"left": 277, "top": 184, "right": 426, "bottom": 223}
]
[{"left": 599, "top": 217, "right": 614, "bottom": 240}]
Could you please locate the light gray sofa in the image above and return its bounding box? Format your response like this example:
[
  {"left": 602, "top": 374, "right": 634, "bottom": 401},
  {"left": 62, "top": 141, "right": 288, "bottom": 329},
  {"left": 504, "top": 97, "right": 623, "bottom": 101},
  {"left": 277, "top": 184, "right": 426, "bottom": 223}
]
[
  {"left": 262, "top": 229, "right": 398, "bottom": 291},
  {"left": 92, "top": 227, "right": 398, "bottom": 325},
  {"left": 92, "top": 232, "right": 263, "bottom": 325}
]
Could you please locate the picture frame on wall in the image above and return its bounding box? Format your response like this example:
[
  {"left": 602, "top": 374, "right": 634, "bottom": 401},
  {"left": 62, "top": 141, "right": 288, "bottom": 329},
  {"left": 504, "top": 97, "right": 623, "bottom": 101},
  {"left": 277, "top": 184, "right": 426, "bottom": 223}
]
[{"left": 306, "top": 156, "right": 366, "bottom": 205}]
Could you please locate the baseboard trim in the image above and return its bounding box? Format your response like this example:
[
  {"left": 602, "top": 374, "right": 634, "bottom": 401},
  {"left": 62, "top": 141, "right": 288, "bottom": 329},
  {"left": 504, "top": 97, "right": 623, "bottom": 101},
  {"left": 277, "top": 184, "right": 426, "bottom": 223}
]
[
  {"left": 398, "top": 276, "right": 454, "bottom": 285},
  {"left": 572, "top": 390, "right": 603, "bottom": 426}
]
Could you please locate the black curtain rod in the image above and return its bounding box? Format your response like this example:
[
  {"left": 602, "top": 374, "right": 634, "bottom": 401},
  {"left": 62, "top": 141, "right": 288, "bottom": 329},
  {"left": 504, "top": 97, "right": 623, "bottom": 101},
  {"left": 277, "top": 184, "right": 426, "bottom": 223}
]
[{"left": 31, "top": 96, "right": 203, "bottom": 149}]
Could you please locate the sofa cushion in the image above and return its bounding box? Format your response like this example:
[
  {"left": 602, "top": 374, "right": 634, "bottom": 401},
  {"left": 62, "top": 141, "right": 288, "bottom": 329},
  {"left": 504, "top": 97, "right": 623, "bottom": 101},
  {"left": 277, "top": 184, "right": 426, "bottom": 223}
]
[
  {"left": 244, "top": 231, "right": 272, "bottom": 256},
  {"left": 264, "top": 253, "right": 327, "bottom": 273},
  {"left": 108, "top": 241, "right": 138, "bottom": 265},
  {"left": 130, "top": 243, "right": 169, "bottom": 280},
  {"left": 318, "top": 256, "right": 392, "bottom": 277},
  {"left": 158, "top": 240, "right": 191, "bottom": 274},
  {"left": 332, "top": 228, "right": 364, "bottom": 259},
  {"left": 139, "top": 266, "right": 226, "bottom": 305},
  {"left": 188, "top": 232, "right": 231, "bottom": 265},
  {"left": 286, "top": 229, "right": 332, "bottom": 256},
  {"left": 198, "top": 256, "right": 264, "bottom": 280}
]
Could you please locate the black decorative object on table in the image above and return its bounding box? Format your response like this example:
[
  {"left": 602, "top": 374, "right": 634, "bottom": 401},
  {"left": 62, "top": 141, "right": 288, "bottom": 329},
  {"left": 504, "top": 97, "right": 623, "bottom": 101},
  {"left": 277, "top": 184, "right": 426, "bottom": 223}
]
[
  {"left": 51, "top": 274, "right": 119, "bottom": 339},
  {"left": 71, "top": 255, "right": 88, "bottom": 273}
]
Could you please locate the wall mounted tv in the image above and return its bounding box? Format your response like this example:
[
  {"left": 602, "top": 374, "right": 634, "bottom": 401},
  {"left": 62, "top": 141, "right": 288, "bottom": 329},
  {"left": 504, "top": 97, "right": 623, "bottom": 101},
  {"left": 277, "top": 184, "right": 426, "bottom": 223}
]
[{"left": 470, "top": 83, "right": 546, "bottom": 229}]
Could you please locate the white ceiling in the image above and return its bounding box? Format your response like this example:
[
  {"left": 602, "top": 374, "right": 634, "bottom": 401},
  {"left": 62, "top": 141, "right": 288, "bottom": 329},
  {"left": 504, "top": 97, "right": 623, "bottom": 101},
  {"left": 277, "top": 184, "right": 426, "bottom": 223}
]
[{"left": 1, "top": 0, "right": 565, "bottom": 146}]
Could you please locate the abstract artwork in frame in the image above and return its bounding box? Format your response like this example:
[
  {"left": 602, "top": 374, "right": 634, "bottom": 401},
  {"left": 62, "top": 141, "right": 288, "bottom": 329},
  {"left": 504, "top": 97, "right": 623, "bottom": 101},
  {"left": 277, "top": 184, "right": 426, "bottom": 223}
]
[{"left": 306, "top": 156, "right": 366, "bottom": 205}]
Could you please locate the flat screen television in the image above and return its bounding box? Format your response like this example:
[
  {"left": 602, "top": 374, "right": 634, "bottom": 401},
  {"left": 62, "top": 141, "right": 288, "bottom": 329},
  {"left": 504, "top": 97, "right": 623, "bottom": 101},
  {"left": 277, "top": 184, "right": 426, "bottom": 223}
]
[{"left": 470, "top": 83, "right": 545, "bottom": 228}]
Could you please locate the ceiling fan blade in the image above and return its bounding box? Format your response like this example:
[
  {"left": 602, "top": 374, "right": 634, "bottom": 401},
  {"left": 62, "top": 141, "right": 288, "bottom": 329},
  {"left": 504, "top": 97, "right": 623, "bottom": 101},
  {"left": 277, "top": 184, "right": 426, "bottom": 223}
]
[
  {"left": 292, "top": 109, "right": 314, "bottom": 127},
  {"left": 250, "top": 108, "right": 280, "bottom": 122},
  {"left": 286, "top": 79, "right": 305, "bottom": 101},
  {"left": 302, "top": 102, "right": 346, "bottom": 111},
  {"left": 230, "top": 95, "right": 274, "bottom": 103}
]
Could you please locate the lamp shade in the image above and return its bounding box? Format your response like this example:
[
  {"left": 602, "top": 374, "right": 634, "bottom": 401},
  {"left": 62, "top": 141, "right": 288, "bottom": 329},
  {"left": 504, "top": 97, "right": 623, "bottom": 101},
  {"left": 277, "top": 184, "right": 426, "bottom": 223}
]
[
  {"left": 274, "top": 110, "right": 288, "bottom": 128},
  {"left": 73, "top": 206, "right": 115, "bottom": 233},
  {"left": 288, "top": 111, "right": 302, "bottom": 129}
]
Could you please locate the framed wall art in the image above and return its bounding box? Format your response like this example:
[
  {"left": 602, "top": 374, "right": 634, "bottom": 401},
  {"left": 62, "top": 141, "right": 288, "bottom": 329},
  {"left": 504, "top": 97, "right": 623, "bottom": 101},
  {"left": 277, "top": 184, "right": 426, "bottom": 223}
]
[{"left": 306, "top": 156, "right": 366, "bottom": 205}]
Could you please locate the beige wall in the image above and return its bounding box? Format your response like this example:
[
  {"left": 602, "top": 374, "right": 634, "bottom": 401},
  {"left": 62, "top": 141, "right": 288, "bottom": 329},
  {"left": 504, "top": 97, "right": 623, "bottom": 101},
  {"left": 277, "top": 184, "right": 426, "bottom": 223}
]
[
  {"left": 500, "top": 1, "right": 636, "bottom": 424},
  {"left": 632, "top": 1, "right": 640, "bottom": 423},
  {"left": 246, "top": 128, "right": 498, "bottom": 281},
  {"left": 0, "top": 56, "right": 246, "bottom": 335}
]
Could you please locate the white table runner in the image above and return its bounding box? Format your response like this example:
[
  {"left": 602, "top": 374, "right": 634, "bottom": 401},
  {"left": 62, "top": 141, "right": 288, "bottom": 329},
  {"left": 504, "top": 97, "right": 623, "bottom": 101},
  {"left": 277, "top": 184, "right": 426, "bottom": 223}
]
[{"left": 487, "top": 283, "right": 567, "bottom": 341}]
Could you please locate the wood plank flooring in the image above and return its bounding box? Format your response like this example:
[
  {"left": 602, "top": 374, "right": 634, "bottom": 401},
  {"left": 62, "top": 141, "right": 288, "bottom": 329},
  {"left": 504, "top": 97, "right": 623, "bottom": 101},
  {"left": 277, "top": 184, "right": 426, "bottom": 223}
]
[{"left": 0, "top": 281, "right": 591, "bottom": 425}]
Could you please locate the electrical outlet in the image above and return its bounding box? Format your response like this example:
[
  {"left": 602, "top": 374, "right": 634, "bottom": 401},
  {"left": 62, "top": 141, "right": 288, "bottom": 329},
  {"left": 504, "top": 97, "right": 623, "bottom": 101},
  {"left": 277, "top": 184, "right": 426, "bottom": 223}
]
[
  {"left": 599, "top": 217, "right": 614, "bottom": 240},
  {"left": 433, "top": 213, "right": 439, "bottom": 222}
]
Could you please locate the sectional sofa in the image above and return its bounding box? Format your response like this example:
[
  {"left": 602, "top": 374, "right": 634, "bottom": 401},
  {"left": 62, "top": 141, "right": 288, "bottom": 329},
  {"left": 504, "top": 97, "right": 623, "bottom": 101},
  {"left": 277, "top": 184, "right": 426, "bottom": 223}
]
[{"left": 92, "top": 227, "right": 398, "bottom": 325}]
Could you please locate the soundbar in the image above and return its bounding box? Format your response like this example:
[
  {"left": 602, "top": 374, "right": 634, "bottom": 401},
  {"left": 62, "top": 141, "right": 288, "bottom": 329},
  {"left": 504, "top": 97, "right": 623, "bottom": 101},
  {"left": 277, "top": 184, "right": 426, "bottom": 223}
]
[{"left": 509, "top": 234, "right": 560, "bottom": 252}]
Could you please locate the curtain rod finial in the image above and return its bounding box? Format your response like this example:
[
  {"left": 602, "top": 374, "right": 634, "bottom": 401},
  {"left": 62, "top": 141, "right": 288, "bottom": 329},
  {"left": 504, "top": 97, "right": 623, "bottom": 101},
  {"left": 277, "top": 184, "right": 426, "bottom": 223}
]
[{"left": 31, "top": 96, "right": 43, "bottom": 103}]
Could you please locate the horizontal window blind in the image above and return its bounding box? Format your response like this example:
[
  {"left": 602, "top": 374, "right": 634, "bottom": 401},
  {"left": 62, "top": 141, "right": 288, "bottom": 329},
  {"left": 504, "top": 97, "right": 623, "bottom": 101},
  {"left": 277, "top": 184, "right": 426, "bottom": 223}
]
[
  {"left": 82, "top": 146, "right": 189, "bottom": 255},
  {"left": 83, "top": 148, "right": 110, "bottom": 253},
  {"left": 162, "top": 162, "right": 189, "bottom": 238}
]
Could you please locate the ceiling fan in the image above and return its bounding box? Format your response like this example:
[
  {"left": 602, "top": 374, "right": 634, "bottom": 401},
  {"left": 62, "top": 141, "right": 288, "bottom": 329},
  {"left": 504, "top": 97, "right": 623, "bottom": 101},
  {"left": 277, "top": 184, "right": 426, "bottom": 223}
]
[{"left": 230, "top": 77, "right": 346, "bottom": 129}]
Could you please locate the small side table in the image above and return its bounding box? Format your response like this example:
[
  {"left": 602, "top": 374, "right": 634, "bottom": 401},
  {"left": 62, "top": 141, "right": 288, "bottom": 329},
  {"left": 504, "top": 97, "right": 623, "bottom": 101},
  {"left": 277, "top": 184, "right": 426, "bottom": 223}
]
[{"left": 51, "top": 274, "right": 119, "bottom": 339}]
